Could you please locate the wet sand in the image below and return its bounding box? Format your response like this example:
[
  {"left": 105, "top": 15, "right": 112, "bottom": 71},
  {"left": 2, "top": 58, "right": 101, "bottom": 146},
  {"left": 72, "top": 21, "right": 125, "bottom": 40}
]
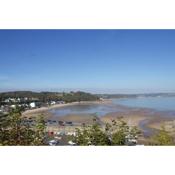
[
  {"left": 50, "top": 114, "right": 99, "bottom": 124},
  {"left": 22, "top": 100, "right": 175, "bottom": 137},
  {"left": 22, "top": 99, "right": 111, "bottom": 117}
]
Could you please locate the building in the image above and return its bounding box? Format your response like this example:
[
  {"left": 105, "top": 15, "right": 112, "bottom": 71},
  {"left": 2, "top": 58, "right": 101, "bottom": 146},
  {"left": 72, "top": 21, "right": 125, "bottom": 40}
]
[
  {"left": 50, "top": 101, "right": 56, "bottom": 105},
  {"left": 11, "top": 105, "right": 16, "bottom": 109},
  {"left": 30, "top": 102, "right": 36, "bottom": 108}
]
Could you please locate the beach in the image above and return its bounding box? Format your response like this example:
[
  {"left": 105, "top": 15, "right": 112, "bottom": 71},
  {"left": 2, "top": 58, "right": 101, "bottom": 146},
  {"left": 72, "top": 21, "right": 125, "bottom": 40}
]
[
  {"left": 22, "top": 99, "right": 175, "bottom": 137},
  {"left": 22, "top": 99, "right": 111, "bottom": 117}
]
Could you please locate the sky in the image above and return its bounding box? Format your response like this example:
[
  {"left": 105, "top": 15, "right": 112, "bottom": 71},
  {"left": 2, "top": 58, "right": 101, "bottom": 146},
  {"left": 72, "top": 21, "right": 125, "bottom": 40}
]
[{"left": 0, "top": 30, "right": 175, "bottom": 94}]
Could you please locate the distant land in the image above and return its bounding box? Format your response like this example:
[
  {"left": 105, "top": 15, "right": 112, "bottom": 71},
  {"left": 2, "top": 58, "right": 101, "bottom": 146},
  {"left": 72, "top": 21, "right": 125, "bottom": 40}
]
[
  {"left": 1, "top": 91, "right": 175, "bottom": 100},
  {"left": 0, "top": 91, "right": 99, "bottom": 104},
  {"left": 97, "top": 93, "right": 175, "bottom": 99}
]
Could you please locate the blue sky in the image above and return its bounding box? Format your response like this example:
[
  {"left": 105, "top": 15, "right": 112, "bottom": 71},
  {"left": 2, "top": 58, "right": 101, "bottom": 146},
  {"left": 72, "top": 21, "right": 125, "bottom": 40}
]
[{"left": 0, "top": 30, "right": 175, "bottom": 93}]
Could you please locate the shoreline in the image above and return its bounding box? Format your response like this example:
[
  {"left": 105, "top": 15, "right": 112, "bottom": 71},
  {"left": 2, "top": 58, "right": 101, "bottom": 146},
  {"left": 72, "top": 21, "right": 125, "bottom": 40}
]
[
  {"left": 22, "top": 99, "right": 112, "bottom": 117},
  {"left": 22, "top": 98, "right": 175, "bottom": 137}
]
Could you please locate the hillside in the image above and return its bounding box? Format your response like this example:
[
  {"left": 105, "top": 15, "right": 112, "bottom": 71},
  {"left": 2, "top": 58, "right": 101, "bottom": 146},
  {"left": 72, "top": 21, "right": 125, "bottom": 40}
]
[{"left": 0, "top": 91, "right": 99, "bottom": 103}]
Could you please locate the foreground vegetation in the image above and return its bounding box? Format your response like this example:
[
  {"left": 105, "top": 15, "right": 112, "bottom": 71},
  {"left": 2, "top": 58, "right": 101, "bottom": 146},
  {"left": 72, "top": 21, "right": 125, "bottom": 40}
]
[
  {"left": 148, "top": 127, "right": 174, "bottom": 145},
  {"left": 0, "top": 109, "right": 174, "bottom": 146},
  {"left": 73, "top": 117, "right": 141, "bottom": 146},
  {"left": 0, "top": 109, "right": 46, "bottom": 146}
]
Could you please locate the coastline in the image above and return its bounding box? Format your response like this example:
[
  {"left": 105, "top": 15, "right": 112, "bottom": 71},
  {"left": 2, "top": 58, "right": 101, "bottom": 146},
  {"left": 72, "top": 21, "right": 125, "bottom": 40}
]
[
  {"left": 22, "top": 98, "right": 175, "bottom": 137},
  {"left": 22, "top": 99, "right": 112, "bottom": 117}
]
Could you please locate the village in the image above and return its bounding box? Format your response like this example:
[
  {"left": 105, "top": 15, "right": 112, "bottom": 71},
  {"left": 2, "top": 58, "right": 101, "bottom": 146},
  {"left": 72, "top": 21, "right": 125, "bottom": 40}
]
[
  {"left": 0, "top": 96, "right": 65, "bottom": 114},
  {"left": 0, "top": 92, "right": 110, "bottom": 145},
  {"left": 0, "top": 97, "right": 80, "bottom": 145},
  {"left": 0, "top": 91, "right": 100, "bottom": 115},
  {"left": 0, "top": 97, "right": 77, "bottom": 145},
  {"left": 0, "top": 96, "right": 139, "bottom": 146}
]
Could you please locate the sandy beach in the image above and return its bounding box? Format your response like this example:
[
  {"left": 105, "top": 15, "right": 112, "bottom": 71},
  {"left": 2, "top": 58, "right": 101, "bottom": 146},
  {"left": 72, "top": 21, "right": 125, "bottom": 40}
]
[
  {"left": 22, "top": 99, "right": 112, "bottom": 117},
  {"left": 22, "top": 99, "right": 175, "bottom": 137}
]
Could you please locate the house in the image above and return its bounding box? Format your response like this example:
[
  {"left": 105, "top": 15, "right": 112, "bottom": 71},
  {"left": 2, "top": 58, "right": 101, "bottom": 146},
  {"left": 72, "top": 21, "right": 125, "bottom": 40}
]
[
  {"left": 10, "top": 98, "right": 16, "bottom": 102},
  {"left": 50, "top": 101, "right": 56, "bottom": 105},
  {"left": 4, "top": 99, "right": 10, "bottom": 103},
  {"left": 66, "top": 132, "right": 76, "bottom": 136},
  {"left": 29, "top": 102, "right": 36, "bottom": 108},
  {"left": 11, "top": 105, "right": 16, "bottom": 108}
]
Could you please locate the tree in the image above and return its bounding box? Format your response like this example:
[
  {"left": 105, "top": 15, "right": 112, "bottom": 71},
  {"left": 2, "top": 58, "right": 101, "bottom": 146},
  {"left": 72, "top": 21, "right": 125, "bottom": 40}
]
[
  {"left": 151, "top": 127, "right": 174, "bottom": 146},
  {"left": 73, "top": 118, "right": 110, "bottom": 146},
  {"left": 111, "top": 130, "right": 126, "bottom": 145},
  {"left": 88, "top": 122, "right": 111, "bottom": 145},
  {"left": 32, "top": 115, "right": 46, "bottom": 145},
  {"left": 74, "top": 127, "right": 90, "bottom": 146},
  {"left": 73, "top": 117, "right": 140, "bottom": 146},
  {"left": 0, "top": 108, "right": 46, "bottom": 146},
  {"left": 112, "top": 119, "right": 128, "bottom": 145},
  {"left": 105, "top": 117, "right": 141, "bottom": 146}
]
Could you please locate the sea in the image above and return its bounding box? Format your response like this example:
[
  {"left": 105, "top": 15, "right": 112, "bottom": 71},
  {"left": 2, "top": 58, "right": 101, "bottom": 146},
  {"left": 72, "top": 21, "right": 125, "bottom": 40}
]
[
  {"left": 49, "top": 96, "right": 175, "bottom": 117},
  {"left": 112, "top": 96, "right": 175, "bottom": 111}
]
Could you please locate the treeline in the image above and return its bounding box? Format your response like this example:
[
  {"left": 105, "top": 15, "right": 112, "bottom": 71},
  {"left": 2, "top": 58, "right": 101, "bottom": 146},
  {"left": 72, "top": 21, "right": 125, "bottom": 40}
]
[
  {"left": 0, "top": 91, "right": 62, "bottom": 101},
  {"left": 0, "top": 91, "right": 99, "bottom": 103},
  {"left": 62, "top": 91, "right": 99, "bottom": 103}
]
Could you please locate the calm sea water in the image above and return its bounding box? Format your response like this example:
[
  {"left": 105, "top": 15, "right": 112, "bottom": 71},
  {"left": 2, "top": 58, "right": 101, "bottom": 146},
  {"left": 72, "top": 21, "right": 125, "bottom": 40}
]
[
  {"left": 113, "top": 97, "right": 175, "bottom": 111},
  {"left": 50, "top": 103, "right": 123, "bottom": 117},
  {"left": 50, "top": 97, "right": 175, "bottom": 117}
]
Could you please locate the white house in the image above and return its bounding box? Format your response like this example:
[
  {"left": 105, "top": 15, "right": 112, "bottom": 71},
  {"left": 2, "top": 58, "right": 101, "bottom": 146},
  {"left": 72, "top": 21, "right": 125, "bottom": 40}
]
[
  {"left": 66, "top": 131, "right": 76, "bottom": 136},
  {"left": 99, "top": 98, "right": 105, "bottom": 101},
  {"left": 50, "top": 101, "right": 56, "bottom": 105},
  {"left": 30, "top": 102, "right": 36, "bottom": 108},
  {"left": 11, "top": 105, "right": 16, "bottom": 109},
  {"left": 4, "top": 99, "right": 10, "bottom": 103}
]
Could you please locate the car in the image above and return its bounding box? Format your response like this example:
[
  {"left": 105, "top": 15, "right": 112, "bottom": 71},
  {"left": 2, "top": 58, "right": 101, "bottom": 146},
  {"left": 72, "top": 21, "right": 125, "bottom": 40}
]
[
  {"left": 48, "top": 140, "right": 59, "bottom": 146},
  {"left": 68, "top": 140, "right": 76, "bottom": 146}
]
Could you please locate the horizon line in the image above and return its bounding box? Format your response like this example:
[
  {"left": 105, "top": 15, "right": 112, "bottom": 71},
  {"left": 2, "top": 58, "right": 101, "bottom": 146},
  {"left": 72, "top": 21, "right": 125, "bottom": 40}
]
[{"left": 0, "top": 89, "right": 175, "bottom": 95}]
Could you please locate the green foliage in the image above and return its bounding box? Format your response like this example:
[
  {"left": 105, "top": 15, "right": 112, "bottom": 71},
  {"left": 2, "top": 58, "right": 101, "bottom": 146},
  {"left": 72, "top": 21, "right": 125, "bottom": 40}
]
[
  {"left": 0, "top": 91, "right": 99, "bottom": 104},
  {"left": 151, "top": 127, "right": 174, "bottom": 146},
  {"left": 111, "top": 130, "right": 126, "bottom": 145},
  {"left": 105, "top": 118, "right": 140, "bottom": 145},
  {"left": 62, "top": 91, "right": 99, "bottom": 103},
  {"left": 73, "top": 117, "right": 140, "bottom": 146},
  {"left": 74, "top": 127, "right": 90, "bottom": 146},
  {"left": 32, "top": 116, "right": 46, "bottom": 145},
  {"left": 88, "top": 123, "right": 111, "bottom": 146},
  {"left": 0, "top": 109, "right": 46, "bottom": 146},
  {"left": 74, "top": 123, "right": 110, "bottom": 146}
]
